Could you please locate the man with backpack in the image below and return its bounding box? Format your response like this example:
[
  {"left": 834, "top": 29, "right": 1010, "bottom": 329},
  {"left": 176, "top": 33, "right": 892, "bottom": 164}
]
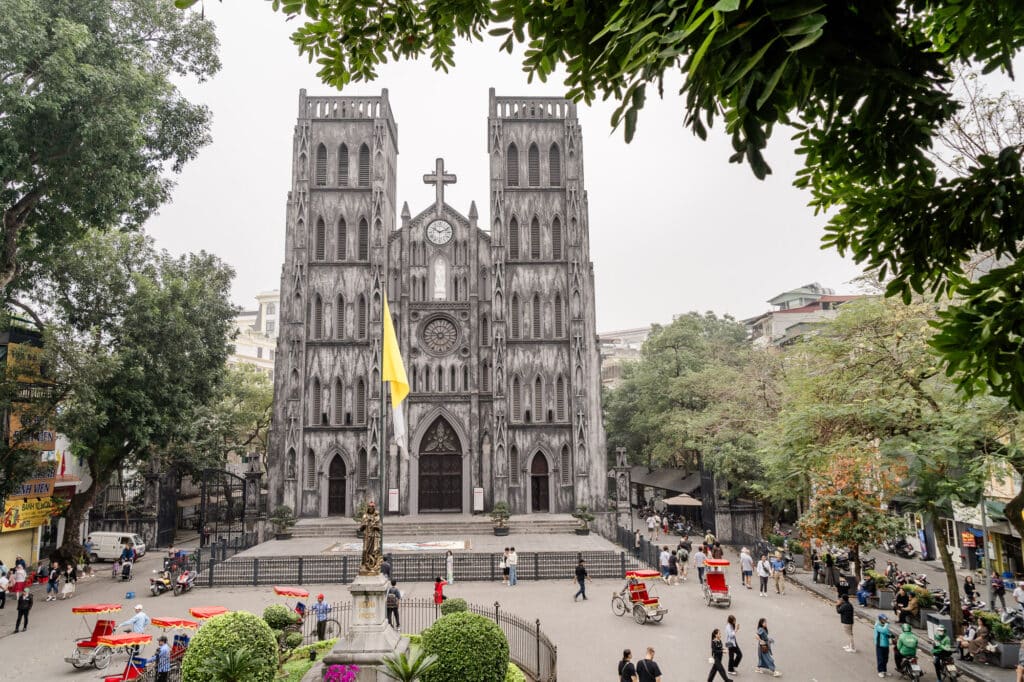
[{"left": 385, "top": 580, "right": 401, "bottom": 629}]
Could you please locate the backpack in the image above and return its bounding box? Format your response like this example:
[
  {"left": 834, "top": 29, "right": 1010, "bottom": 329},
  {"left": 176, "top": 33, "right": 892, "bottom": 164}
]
[{"left": 386, "top": 588, "right": 399, "bottom": 609}]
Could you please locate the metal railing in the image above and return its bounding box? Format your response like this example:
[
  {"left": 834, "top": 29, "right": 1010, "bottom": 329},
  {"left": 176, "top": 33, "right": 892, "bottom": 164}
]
[
  {"left": 298, "top": 597, "right": 556, "bottom": 681},
  {"left": 197, "top": 550, "right": 643, "bottom": 587}
]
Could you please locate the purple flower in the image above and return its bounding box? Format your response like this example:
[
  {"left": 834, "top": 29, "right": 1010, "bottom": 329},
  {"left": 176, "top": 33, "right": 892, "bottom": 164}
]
[{"left": 324, "top": 663, "right": 360, "bottom": 682}]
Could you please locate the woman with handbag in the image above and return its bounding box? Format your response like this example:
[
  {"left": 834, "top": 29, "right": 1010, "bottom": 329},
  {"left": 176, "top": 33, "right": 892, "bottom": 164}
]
[
  {"left": 756, "top": 618, "right": 781, "bottom": 677},
  {"left": 725, "top": 614, "right": 743, "bottom": 674}
]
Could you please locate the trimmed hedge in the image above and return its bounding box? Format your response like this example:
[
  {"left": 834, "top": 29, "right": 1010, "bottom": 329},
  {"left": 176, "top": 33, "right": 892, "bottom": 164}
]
[
  {"left": 505, "top": 663, "right": 526, "bottom": 682},
  {"left": 181, "top": 611, "right": 278, "bottom": 682},
  {"left": 264, "top": 604, "right": 301, "bottom": 630},
  {"left": 439, "top": 598, "right": 468, "bottom": 616},
  {"left": 421, "top": 612, "right": 509, "bottom": 682}
]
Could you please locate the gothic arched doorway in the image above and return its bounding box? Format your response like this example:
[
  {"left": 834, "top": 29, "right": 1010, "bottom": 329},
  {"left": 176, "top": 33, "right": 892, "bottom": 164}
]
[
  {"left": 418, "top": 417, "right": 463, "bottom": 512},
  {"left": 327, "top": 455, "right": 347, "bottom": 516},
  {"left": 530, "top": 453, "right": 550, "bottom": 512}
]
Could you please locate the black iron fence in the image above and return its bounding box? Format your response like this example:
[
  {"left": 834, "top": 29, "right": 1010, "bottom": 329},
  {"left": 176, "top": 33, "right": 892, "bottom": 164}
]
[
  {"left": 198, "top": 550, "right": 644, "bottom": 587},
  {"left": 296, "top": 597, "right": 556, "bottom": 681},
  {"left": 165, "top": 532, "right": 258, "bottom": 574}
]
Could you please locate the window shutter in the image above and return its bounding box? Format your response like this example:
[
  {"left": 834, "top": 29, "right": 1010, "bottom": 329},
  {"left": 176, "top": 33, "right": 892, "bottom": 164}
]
[
  {"left": 556, "top": 376, "right": 566, "bottom": 421},
  {"left": 312, "top": 379, "right": 322, "bottom": 424},
  {"left": 506, "top": 144, "right": 519, "bottom": 186},
  {"left": 315, "top": 144, "right": 327, "bottom": 186},
  {"left": 306, "top": 450, "right": 316, "bottom": 489},
  {"left": 358, "top": 295, "right": 367, "bottom": 338},
  {"left": 358, "top": 218, "right": 368, "bottom": 260},
  {"left": 554, "top": 294, "right": 563, "bottom": 337},
  {"left": 532, "top": 294, "right": 541, "bottom": 339},
  {"left": 336, "top": 295, "right": 345, "bottom": 338},
  {"left": 313, "top": 296, "right": 323, "bottom": 339},
  {"left": 356, "top": 380, "right": 366, "bottom": 424},
  {"left": 334, "top": 379, "right": 344, "bottom": 424},
  {"left": 358, "top": 144, "right": 370, "bottom": 186},
  {"left": 315, "top": 218, "right": 326, "bottom": 260},
  {"left": 530, "top": 217, "right": 540, "bottom": 259},
  {"left": 510, "top": 446, "right": 520, "bottom": 485},
  {"left": 512, "top": 377, "right": 521, "bottom": 421},
  {"left": 560, "top": 446, "right": 571, "bottom": 484},
  {"left": 511, "top": 295, "right": 520, "bottom": 338},
  {"left": 552, "top": 217, "right": 562, "bottom": 260},
  {"left": 549, "top": 144, "right": 561, "bottom": 185},
  {"left": 534, "top": 377, "right": 543, "bottom": 419},
  {"left": 338, "top": 144, "right": 349, "bottom": 185},
  {"left": 337, "top": 218, "right": 347, "bottom": 260},
  {"left": 508, "top": 218, "right": 519, "bottom": 259},
  {"left": 528, "top": 144, "right": 540, "bottom": 186}
]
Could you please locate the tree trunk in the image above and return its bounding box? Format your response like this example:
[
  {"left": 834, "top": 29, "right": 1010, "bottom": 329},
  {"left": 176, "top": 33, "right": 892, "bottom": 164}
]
[
  {"left": 60, "top": 464, "right": 99, "bottom": 559},
  {"left": 933, "top": 509, "right": 964, "bottom": 637}
]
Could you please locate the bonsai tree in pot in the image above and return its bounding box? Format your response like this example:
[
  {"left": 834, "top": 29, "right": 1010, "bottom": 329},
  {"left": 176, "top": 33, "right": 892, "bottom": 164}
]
[
  {"left": 269, "top": 505, "right": 297, "bottom": 540},
  {"left": 572, "top": 506, "right": 595, "bottom": 535},
  {"left": 490, "top": 501, "right": 510, "bottom": 536}
]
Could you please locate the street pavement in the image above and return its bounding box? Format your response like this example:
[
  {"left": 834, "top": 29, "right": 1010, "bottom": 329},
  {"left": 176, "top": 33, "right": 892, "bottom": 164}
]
[{"left": 0, "top": 542, "right": 936, "bottom": 681}]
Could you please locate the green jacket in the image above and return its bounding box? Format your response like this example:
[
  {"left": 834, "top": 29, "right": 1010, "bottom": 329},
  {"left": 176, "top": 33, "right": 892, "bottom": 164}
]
[
  {"left": 932, "top": 633, "right": 953, "bottom": 655},
  {"left": 897, "top": 631, "right": 919, "bottom": 657}
]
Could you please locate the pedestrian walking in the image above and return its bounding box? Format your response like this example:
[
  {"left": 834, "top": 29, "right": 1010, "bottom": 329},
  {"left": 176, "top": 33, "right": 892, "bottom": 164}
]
[
  {"left": 445, "top": 550, "right": 455, "bottom": 585},
  {"left": 500, "top": 548, "right": 509, "bottom": 586},
  {"left": 659, "top": 546, "right": 671, "bottom": 582},
  {"left": 572, "top": 559, "right": 591, "bottom": 601},
  {"left": 636, "top": 647, "right": 663, "bottom": 682},
  {"left": 770, "top": 552, "right": 786, "bottom": 595},
  {"left": 149, "top": 634, "right": 171, "bottom": 682},
  {"left": 693, "top": 545, "right": 708, "bottom": 584},
  {"left": 873, "top": 613, "right": 892, "bottom": 678},
  {"left": 726, "top": 614, "right": 743, "bottom": 674},
  {"left": 740, "top": 547, "right": 754, "bottom": 590},
  {"left": 677, "top": 544, "right": 690, "bottom": 582},
  {"left": 385, "top": 580, "right": 402, "bottom": 629},
  {"left": 755, "top": 618, "right": 781, "bottom": 677},
  {"left": 508, "top": 547, "right": 519, "bottom": 586},
  {"left": 618, "top": 648, "right": 638, "bottom": 682},
  {"left": 0, "top": 570, "right": 7, "bottom": 609},
  {"left": 14, "top": 587, "right": 33, "bottom": 632},
  {"left": 667, "top": 550, "right": 679, "bottom": 585},
  {"left": 712, "top": 542, "right": 724, "bottom": 560},
  {"left": 756, "top": 554, "right": 771, "bottom": 597},
  {"left": 382, "top": 555, "right": 392, "bottom": 580},
  {"left": 61, "top": 563, "right": 77, "bottom": 599},
  {"left": 634, "top": 530, "right": 642, "bottom": 559},
  {"left": 652, "top": 514, "right": 661, "bottom": 541},
  {"left": 837, "top": 594, "right": 856, "bottom": 652},
  {"left": 11, "top": 563, "right": 26, "bottom": 594},
  {"left": 433, "top": 577, "right": 447, "bottom": 605},
  {"left": 707, "top": 628, "right": 729, "bottom": 682},
  {"left": 1014, "top": 639, "right": 1024, "bottom": 682},
  {"left": 824, "top": 551, "right": 836, "bottom": 587},
  {"left": 311, "top": 593, "right": 332, "bottom": 641},
  {"left": 992, "top": 571, "right": 1007, "bottom": 611},
  {"left": 46, "top": 561, "right": 60, "bottom": 601},
  {"left": 646, "top": 514, "right": 657, "bottom": 540}
]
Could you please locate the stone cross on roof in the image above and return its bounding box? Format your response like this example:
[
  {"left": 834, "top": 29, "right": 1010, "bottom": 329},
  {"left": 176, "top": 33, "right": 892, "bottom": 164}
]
[{"left": 423, "top": 157, "right": 456, "bottom": 217}]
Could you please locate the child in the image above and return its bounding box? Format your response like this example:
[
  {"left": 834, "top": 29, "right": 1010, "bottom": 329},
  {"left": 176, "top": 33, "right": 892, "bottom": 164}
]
[{"left": 433, "top": 576, "right": 447, "bottom": 605}]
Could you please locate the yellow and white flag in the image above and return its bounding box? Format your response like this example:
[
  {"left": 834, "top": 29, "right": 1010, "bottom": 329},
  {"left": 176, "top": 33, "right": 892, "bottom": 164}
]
[{"left": 382, "top": 292, "right": 409, "bottom": 453}]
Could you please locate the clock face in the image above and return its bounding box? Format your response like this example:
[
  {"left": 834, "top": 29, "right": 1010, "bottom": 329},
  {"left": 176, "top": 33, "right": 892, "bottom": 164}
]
[{"left": 426, "top": 219, "right": 453, "bottom": 245}]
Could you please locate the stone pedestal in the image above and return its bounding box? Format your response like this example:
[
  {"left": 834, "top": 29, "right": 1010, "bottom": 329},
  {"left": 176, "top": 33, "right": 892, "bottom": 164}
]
[{"left": 320, "top": 573, "right": 408, "bottom": 681}]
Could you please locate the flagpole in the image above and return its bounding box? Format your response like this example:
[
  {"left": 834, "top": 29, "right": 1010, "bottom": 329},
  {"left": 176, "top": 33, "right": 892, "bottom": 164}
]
[{"left": 380, "top": 292, "right": 388, "bottom": 549}]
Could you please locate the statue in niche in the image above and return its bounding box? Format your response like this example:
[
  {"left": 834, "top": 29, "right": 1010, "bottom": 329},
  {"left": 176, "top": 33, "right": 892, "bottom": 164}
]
[
  {"left": 617, "top": 473, "right": 628, "bottom": 502},
  {"left": 358, "top": 501, "right": 383, "bottom": 575},
  {"left": 433, "top": 258, "right": 447, "bottom": 300}
]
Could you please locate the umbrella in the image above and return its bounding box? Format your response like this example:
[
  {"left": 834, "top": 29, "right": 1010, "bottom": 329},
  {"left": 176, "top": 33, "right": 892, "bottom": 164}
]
[
  {"left": 72, "top": 603, "right": 122, "bottom": 614},
  {"left": 151, "top": 617, "right": 200, "bottom": 630},
  {"left": 272, "top": 586, "right": 309, "bottom": 598},
  {"left": 189, "top": 606, "right": 228, "bottom": 620},
  {"left": 98, "top": 633, "right": 152, "bottom": 649},
  {"left": 662, "top": 493, "right": 702, "bottom": 507}
]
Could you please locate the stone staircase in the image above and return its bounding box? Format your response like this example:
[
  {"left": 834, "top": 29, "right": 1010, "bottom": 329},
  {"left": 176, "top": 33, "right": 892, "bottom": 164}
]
[{"left": 291, "top": 513, "right": 579, "bottom": 538}]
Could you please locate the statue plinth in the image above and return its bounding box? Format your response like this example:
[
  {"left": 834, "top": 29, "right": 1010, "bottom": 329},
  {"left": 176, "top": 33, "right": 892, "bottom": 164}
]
[{"left": 320, "top": 573, "right": 408, "bottom": 681}]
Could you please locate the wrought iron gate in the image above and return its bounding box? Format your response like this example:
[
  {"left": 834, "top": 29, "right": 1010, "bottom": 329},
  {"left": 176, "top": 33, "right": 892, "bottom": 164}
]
[{"left": 198, "top": 468, "right": 249, "bottom": 547}]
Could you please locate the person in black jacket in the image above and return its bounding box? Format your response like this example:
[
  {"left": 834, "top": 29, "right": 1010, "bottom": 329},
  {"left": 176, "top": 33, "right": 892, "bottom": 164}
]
[
  {"left": 618, "top": 649, "right": 637, "bottom": 682},
  {"left": 707, "top": 628, "right": 729, "bottom": 681},
  {"left": 14, "top": 587, "right": 32, "bottom": 632},
  {"left": 837, "top": 594, "right": 856, "bottom": 653}
]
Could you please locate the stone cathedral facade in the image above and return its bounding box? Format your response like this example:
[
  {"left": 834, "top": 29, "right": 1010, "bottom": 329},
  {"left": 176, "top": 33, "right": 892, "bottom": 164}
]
[{"left": 268, "top": 88, "right": 606, "bottom": 518}]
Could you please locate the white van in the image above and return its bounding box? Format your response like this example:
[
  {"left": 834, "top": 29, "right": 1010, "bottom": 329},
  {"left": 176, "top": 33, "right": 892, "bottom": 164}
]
[{"left": 86, "top": 532, "right": 147, "bottom": 562}]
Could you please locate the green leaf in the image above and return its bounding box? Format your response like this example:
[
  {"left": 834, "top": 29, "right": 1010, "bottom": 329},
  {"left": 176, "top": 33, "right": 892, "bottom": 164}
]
[
  {"left": 786, "top": 29, "right": 824, "bottom": 52},
  {"left": 712, "top": 0, "right": 741, "bottom": 11},
  {"left": 689, "top": 25, "right": 721, "bottom": 79},
  {"left": 780, "top": 13, "right": 827, "bottom": 37},
  {"left": 725, "top": 36, "right": 779, "bottom": 89},
  {"left": 756, "top": 56, "right": 789, "bottom": 110}
]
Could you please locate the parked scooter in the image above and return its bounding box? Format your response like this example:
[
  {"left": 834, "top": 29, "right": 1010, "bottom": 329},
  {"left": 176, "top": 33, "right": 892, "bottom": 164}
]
[
  {"left": 885, "top": 537, "right": 917, "bottom": 559},
  {"left": 173, "top": 569, "right": 196, "bottom": 596},
  {"left": 149, "top": 570, "right": 172, "bottom": 597},
  {"left": 896, "top": 654, "right": 924, "bottom": 681},
  {"left": 1001, "top": 609, "right": 1024, "bottom": 641}
]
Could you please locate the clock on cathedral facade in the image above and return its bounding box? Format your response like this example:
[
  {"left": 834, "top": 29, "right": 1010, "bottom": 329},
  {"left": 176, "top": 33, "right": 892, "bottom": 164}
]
[{"left": 268, "top": 88, "right": 606, "bottom": 519}]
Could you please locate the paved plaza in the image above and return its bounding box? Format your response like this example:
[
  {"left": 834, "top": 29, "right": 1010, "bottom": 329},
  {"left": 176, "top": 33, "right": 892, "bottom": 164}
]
[{"left": 0, "top": 541, "right": 982, "bottom": 682}]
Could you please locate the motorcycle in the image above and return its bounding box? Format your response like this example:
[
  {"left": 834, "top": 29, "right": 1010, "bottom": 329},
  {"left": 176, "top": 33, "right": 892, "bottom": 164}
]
[
  {"left": 897, "top": 654, "right": 923, "bottom": 681},
  {"left": 149, "top": 570, "right": 172, "bottom": 597},
  {"left": 885, "top": 537, "right": 917, "bottom": 559},
  {"left": 173, "top": 570, "right": 196, "bottom": 596},
  {"left": 934, "top": 651, "right": 960, "bottom": 680},
  {"left": 1001, "top": 609, "right": 1024, "bottom": 641},
  {"left": 861, "top": 557, "right": 876, "bottom": 571}
]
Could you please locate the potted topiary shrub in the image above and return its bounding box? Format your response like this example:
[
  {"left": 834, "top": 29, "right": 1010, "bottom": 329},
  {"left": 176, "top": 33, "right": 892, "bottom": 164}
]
[
  {"left": 353, "top": 501, "right": 368, "bottom": 538},
  {"left": 490, "top": 502, "right": 510, "bottom": 536},
  {"left": 420, "top": 611, "right": 510, "bottom": 682},
  {"left": 571, "top": 506, "right": 595, "bottom": 536},
  {"left": 269, "top": 505, "right": 297, "bottom": 540},
  {"left": 866, "top": 570, "right": 892, "bottom": 609}
]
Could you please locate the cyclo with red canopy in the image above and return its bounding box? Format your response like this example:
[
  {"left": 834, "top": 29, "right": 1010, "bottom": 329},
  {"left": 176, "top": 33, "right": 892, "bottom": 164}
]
[{"left": 610, "top": 569, "right": 668, "bottom": 625}]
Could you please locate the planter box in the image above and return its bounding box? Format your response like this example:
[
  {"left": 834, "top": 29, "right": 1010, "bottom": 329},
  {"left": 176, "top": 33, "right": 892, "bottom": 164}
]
[
  {"left": 910, "top": 609, "right": 931, "bottom": 631},
  {"left": 875, "top": 590, "right": 894, "bottom": 610},
  {"left": 925, "top": 613, "right": 952, "bottom": 642},
  {"left": 275, "top": 532, "right": 293, "bottom": 541},
  {"left": 493, "top": 527, "right": 510, "bottom": 536},
  {"left": 985, "top": 642, "right": 1020, "bottom": 669},
  {"left": 574, "top": 528, "right": 590, "bottom": 536}
]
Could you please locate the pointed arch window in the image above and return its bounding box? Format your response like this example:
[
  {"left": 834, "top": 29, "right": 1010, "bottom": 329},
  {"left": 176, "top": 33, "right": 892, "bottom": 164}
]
[
  {"left": 449, "top": 366, "right": 456, "bottom": 392},
  {"left": 357, "top": 295, "right": 367, "bottom": 338},
  {"left": 530, "top": 217, "right": 541, "bottom": 259},
  {"left": 290, "top": 369, "right": 300, "bottom": 400},
  {"left": 436, "top": 365, "right": 443, "bottom": 392},
  {"left": 552, "top": 217, "right": 562, "bottom": 260},
  {"left": 358, "top": 143, "right": 370, "bottom": 187},
  {"left": 336, "top": 218, "right": 347, "bottom": 260},
  {"left": 411, "top": 366, "right": 418, "bottom": 392},
  {"left": 313, "top": 295, "right": 324, "bottom": 339},
  {"left": 556, "top": 376, "right": 566, "bottom": 421},
  {"left": 512, "top": 376, "right": 521, "bottom": 421},
  {"left": 286, "top": 448, "right": 296, "bottom": 479},
  {"left": 315, "top": 217, "right": 326, "bottom": 260},
  {"left": 424, "top": 364, "right": 431, "bottom": 392},
  {"left": 506, "top": 143, "right": 519, "bottom": 186},
  {"left": 463, "top": 366, "right": 469, "bottom": 391},
  {"left": 527, "top": 143, "right": 540, "bottom": 186},
  {"left": 356, "top": 379, "right": 366, "bottom": 424},
  {"left": 532, "top": 293, "right": 541, "bottom": 339},
  {"left": 306, "top": 449, "right": 316, "bottom": 489},
  {"left": 510, "top": 294, "right": 521, "bottom": 339},
  {"left": 312, "top": 378, "right": 322, "bottom": 424},
  {"left": 357, "top": 448, "right": 368, "bottom": 487},
  {"left": 508, "top": 217, "right": 520, "bottom": 259},
  {"left": 335, "top": 295, "right": 345, "bottom": 338},
  {"left": 510, "top": 446, "right": 520, "bottom": 485},
  {"left": 481, "top": 314, "right": 490, "bottom": 345},
  {"left": 554, "top": 293, "right": 564, "bottom": 337},
  {"left": 534, "top": 376, "right": 543, "bottom": 420},
  {"left": 315, "top": 144, "right": 327, "bottom": 186},
  {"left": 334, "top": 379, "right": 344, "bottom": 424},
  {"left": 549, "top": 143, "right": 561, "bottom": 185},
  {"left": 560, "top": 445, "right": 571, "bottom": 484},
  {"left": 337, "top": 143, "right": 349, "bottom": 186},
  {"left": 482, "top": 361, "right": 491, "bottom": 392},
  {"left": 358, "top": 218, "right": 369, "bottom": 260}
]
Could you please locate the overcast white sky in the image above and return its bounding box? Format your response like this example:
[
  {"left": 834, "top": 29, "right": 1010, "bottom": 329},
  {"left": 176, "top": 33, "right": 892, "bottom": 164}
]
[{"left": 147, "top": 2, "right": 870, "bottom": 330}]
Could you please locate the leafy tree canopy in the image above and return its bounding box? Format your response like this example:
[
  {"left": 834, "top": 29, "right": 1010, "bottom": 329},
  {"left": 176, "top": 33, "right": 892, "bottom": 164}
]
[
  {"left": 191, "top": 0, "right": 1024, "bottom": 406},
  {"left": 0, "top": 0, "right": 219, "bottom": 290}
]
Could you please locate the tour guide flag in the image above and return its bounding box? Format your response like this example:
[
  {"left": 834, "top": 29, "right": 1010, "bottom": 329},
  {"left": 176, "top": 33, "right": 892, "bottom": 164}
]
[{"left": 381, "top": 293, "right": 409, "bottom": 453}]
